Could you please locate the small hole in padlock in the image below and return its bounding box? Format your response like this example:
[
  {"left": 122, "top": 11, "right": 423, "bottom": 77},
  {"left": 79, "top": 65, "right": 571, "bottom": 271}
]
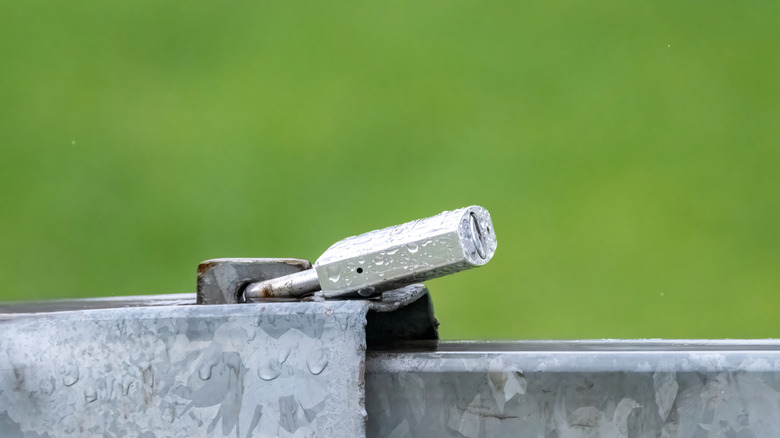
[{"left": 356, "top": 268, "right": 364, "bottom": 274}]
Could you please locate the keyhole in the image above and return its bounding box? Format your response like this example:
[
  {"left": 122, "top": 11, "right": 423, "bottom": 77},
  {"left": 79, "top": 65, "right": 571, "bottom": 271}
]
[{"left": 470, "top": 212, "right": 487, "bottom": 259}]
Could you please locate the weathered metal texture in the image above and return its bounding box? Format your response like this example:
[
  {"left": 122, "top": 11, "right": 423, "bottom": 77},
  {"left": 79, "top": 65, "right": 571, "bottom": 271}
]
[
  {"left": 0, "top": 293, "right": 195, "bottom": 317},
  {"left": 197, "top": 258, "right": 312, "bottom": 305},
  {"left": 366, "top": 340, "right": 780, "bottom": 438},
  {"left": 0, "top": 301, "right": 370, "bottom": 437}
]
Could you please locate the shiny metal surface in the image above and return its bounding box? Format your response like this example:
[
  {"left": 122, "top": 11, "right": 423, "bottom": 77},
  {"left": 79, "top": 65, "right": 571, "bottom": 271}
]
[
  {"left": 315, "top": 205, "right": 496, "bottom": 298},
  {"left": 0, "top": 301, "right": 370, "bottom": 437},
  {"left": 0, "top": 293, "right": 196, "bottom": 317},
  {"left": 0, "top": 287, "right": 439, "bottom": 437},
  {"left": 2, "top": 292, "right": 779, "bottom": 437},
  {"left": 244, "top": 268, "right": 319, "bottom": 300},
  {"left": 366, "top": 340, "right": 780, "bottom": 437},
  {"left": 245, "top": 206, "right": 497, "bottom": 300}
]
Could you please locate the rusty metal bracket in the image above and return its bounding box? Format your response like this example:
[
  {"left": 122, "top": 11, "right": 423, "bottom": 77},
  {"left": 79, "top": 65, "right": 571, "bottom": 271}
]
[{"left": 196, "top": 258, "right": 312, "bottom": 305}]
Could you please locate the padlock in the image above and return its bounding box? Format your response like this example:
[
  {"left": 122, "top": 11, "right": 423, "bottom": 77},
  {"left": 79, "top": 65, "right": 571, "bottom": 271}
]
[{"left": 244, "top": 205, "right": 496, "bottom": 300}]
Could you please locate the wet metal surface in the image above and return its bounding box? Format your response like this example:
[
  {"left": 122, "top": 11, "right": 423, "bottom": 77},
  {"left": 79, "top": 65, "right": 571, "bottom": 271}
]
[
  {"left": 244, "top": 206, "right": 497, "bottom": 300},
  {"left": 312, "top": 205, "right": 497, "bottom": 299},
  {"left": 0, "top": 293, "right": 196, "bottom": 318},
  {"left": 0, "top": 301, "right": 369, "bottom": 437},
  {"left": 3, "top": 292, "right": 779, "bottom": 437},
  {"left": 366, "top": 341, "right": 780, "bottom": 437}
]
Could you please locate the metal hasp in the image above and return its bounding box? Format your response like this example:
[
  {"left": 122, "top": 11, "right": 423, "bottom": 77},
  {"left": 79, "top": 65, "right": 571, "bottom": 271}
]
[
  {"left": 0, "top": 285, "right": 437, "bottom": 437},
  {"left": 367, "top": 340, "right": 780, "bottom": 437},
  {"left": 196, "top": 258, "right": 313, "bottom": 305}
]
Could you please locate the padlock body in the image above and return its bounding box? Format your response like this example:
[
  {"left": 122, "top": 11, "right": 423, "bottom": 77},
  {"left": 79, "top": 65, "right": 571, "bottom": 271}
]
[{"left": 314, "top": 206, "right": 496, "bottom": 298}]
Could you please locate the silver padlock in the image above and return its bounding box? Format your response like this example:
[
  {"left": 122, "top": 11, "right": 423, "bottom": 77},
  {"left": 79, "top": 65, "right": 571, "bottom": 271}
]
[{"left": 244, "top": 205, "right": 497, "bottom": 300}]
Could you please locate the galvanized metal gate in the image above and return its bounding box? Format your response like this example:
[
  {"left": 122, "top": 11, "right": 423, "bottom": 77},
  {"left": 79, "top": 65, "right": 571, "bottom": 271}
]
[{"left": 2, "top": 290, "right": 780, "bottom": 437}]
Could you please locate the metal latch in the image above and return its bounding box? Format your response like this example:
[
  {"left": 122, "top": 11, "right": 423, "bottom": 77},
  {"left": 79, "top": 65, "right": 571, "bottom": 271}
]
[{"left": 197, "top": 205, "right": 497, "bottom": 305}]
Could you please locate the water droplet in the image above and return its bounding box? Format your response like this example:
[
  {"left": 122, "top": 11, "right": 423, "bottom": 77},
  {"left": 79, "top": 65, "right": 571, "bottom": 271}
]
[
  {"left": 258, "top": 362, "right": 281, "bottom": 381},
  {"left": 62, "top": 365, "right": 79, "bottom": 387},
  {"left": 199, "top": 359, "right": 217, "bottom": 380},
  {"left": 406, "top": 243, "right": 419, "bottom": 253},
  {"left": 307, "top": 349, "right": 329, "bottom": 375},
  {"left": 278, "top": 344, "right": 291, "bottom": 363},
  {"left": 327, "top": 265, "right": 340, "bottom": 282},
  {"left": 84, "top": 388, "right": 97, "bottom": 403}
]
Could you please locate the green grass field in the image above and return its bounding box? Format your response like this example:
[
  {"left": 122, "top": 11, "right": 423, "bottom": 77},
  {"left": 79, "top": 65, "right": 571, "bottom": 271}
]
[{"left": 1, "top": 1, "right": 779, "bottom": 339}]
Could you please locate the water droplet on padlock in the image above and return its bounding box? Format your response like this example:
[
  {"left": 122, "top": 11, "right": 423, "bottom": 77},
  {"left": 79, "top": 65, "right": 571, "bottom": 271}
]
[
  {"left": 406, "top": 243, "right": 419, "bottom": 253},
  {"left": 327, "top": 265, "right": 340, "bottom": 282}
]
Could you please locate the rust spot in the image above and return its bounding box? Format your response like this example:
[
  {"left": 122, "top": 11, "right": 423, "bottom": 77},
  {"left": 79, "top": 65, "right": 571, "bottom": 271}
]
[
  {"left": 257, "top": 284, "right": 276, "bottom": 298},
  {"left": 197, "top": 261, "right": 220, "bottom": 275}
]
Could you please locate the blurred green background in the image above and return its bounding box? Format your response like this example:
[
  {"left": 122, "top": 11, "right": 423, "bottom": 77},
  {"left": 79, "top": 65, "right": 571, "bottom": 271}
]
[{"left": 1, "top": 1, "right": 778, "bottom": 339}]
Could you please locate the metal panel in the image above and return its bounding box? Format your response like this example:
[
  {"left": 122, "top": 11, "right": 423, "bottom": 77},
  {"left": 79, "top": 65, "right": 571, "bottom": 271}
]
[
  {"left": 366, "top": 341, "right": 780, "bottom": 438},
  {"left": 0, "top": 301, "right": 370, "bottom": 437},
  {"left": 5, "top": 293, "right": 780, "bottom": 438}
]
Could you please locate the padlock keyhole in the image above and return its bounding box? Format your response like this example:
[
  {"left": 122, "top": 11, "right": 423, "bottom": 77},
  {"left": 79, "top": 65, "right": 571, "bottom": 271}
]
[{"left": 357, "top": 268, "right": 364, "bottom": 274}]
